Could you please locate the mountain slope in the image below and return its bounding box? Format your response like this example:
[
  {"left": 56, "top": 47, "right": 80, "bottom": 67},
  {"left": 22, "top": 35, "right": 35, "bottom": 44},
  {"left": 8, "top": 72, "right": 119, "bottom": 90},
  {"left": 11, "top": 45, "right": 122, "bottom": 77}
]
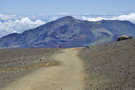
[
  {"left": 79, "top": 38, "right": 135, "bottom": 89},
  {"left": 1, "top": 39, "right": 135, "bottom": 89},
  {"left": 0, "top": 16, "right": 135, "bottom": 48}
]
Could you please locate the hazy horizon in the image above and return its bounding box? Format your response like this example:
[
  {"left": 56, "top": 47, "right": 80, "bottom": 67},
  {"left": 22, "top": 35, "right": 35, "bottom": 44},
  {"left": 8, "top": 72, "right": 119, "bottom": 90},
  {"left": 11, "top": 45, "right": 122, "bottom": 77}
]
[{"left": 1, "top": 0, "right": 135, "bottom": 16}]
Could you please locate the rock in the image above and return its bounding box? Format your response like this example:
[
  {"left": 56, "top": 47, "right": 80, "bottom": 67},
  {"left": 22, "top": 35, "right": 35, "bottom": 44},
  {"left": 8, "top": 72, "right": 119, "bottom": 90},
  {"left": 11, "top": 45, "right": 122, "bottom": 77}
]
[{"left": 117, "top": 35, "right": 133, "bottom": 41}]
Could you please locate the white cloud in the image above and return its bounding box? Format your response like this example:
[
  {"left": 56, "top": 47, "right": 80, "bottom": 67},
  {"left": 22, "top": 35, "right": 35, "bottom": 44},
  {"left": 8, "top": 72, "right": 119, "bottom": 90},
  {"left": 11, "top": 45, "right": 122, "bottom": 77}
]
[
  {"left": 111, "top": 13, "right": 135, "bottom": 23},
  {"left": 0, "top": 14, "right": 45, "bottom": 37},
  {"left": 81, "top": 16, "right": 104, "bottom": 22},
  {"left": 81, "top": 13, "right": 135, "bottom": 24},
  {"left": 0, "top": 13, "right": 135, "bottom": 38}
]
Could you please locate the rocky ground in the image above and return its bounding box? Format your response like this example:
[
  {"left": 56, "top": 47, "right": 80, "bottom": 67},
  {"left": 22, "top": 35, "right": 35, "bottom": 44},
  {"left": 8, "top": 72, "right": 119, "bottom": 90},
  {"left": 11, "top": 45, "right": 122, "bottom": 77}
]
[
  {"left": 0, "top": 48, "right": 60, "bottom": 89},
  {"left": 79, "top": 39, "right": 135, "bottom": 89},
  {"left": 0, "top": 39, "right": 135, "bottom": 90}
]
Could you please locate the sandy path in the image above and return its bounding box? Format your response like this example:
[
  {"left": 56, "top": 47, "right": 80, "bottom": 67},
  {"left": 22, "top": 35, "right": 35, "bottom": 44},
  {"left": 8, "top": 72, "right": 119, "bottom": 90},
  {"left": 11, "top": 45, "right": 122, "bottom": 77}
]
[{"left": 3, "top": 48, "right": 85, "bottom": 90}]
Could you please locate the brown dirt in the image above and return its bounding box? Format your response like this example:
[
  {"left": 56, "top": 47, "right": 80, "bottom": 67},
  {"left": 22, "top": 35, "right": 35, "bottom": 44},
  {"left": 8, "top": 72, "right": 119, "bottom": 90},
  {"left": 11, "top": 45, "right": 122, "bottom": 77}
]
[
  {"left": 78, "top": 39, "right": 135, "bottom": 89},
  {"left": 2, "top": 48, "right": 86, "bottom": 90}
]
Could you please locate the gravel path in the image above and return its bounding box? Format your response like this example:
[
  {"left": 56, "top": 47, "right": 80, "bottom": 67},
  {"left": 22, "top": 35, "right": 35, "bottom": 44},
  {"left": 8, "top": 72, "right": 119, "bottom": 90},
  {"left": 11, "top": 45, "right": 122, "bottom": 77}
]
[{"left": 3, "top": 48, "right": 86, "bottom": 90}]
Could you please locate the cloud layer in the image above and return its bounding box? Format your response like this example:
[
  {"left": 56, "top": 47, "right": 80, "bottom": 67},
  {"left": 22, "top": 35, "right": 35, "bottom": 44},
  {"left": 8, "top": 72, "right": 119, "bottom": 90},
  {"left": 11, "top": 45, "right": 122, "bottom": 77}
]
[
  {"left": 81, "top": 13, "right": 135, "bottom": 24},
  {"left": 0, "top": 13, "right": 135, "bottom": 37},
  {"left": 0, "top": 14, "right": 45, "bottom": 37}
]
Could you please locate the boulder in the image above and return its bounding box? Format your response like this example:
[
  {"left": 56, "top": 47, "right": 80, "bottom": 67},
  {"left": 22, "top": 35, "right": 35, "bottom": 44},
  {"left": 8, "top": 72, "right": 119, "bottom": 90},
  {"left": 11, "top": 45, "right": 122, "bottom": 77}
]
[{"left": 117, "top": 35, "right": 133, "bottom": 41}]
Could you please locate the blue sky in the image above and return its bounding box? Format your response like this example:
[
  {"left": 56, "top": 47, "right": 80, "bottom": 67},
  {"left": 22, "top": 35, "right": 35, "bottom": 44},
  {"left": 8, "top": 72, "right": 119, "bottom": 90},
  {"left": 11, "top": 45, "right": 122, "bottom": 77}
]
[{"left": 0, "top": 0, "right": 135, "bottom": 16}]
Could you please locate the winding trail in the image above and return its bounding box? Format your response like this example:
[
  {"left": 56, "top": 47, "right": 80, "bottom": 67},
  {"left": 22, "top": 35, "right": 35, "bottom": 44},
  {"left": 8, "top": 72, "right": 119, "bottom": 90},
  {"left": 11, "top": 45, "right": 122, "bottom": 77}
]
[{"left": 3, "top": 48, "right": 86, "bottom": 90}]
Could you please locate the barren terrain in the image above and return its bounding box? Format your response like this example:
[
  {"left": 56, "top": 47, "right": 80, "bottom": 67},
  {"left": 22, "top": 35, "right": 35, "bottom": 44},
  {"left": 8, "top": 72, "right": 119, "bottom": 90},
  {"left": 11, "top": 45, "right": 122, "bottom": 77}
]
[
  {"left": 0, "top": 39, "right": 135, "bottom": 90},
  {"left": 1, "top": 48, "right": 86, "bottom": 90}
]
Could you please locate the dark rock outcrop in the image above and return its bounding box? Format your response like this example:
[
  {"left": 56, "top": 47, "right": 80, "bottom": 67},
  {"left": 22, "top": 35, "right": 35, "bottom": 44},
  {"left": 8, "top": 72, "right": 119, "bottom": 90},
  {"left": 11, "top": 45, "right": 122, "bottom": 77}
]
[{"left": 117, "top": 35, "right": 133, "bottom": 41}]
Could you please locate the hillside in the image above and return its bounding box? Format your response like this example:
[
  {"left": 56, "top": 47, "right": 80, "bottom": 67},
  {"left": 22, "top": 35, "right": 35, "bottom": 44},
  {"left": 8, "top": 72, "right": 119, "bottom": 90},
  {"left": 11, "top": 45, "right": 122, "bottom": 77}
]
[
  {"left": 0, "top": 48, "right": 60, "bottom": 89},
  {"left": 79, "top": 38, "right": 135, "bottom": 89},
  {"left": 2, "top": 48, "right": 85, "bottom": 90},
  {"left": 0, "top": 16, "right": 135, "bottom": 48},
  {"left": 0, "top": 39, "right": 135, "bottom": 90}
]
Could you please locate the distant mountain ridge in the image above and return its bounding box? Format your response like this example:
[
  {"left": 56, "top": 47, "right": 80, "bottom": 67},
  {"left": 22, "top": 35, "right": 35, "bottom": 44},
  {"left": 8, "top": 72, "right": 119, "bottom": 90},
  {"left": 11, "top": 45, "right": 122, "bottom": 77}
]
[{"left": 0, "top": 16, "right": 135, "bottom": 48}]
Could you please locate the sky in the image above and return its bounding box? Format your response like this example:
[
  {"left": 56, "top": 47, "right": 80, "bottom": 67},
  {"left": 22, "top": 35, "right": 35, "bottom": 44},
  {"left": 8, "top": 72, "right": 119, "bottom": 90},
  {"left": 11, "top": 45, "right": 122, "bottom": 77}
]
[
  {"left": 1, "top": 0, "right": 135, "bottom": 16},
  {"left": 1, "top": 0, "right": 135, "bottom": 38}
]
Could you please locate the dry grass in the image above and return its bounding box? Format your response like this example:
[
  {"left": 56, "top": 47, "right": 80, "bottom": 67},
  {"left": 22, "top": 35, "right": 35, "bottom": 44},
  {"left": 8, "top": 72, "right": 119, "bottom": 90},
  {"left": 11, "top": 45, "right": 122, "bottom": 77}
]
[
  {"left": 78, "top": 39, "right": 135, "bottom": 89},
  {"left": 0, "top": 48, "right": 61, "bottom": 89},
  {"left": 0, "top": 61, "right": 59, "bottom": 72}
]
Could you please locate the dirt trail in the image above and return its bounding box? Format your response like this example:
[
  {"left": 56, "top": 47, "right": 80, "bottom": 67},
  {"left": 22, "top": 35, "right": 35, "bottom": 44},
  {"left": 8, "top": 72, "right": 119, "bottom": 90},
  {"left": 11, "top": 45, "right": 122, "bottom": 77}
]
[{"left": 3, "top": 48, "right": 86, "bottom": 90}]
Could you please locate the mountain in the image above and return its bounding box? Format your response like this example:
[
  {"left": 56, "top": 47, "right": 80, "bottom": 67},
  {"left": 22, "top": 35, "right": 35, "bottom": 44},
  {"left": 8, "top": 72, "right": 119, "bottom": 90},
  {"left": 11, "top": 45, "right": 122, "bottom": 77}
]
[{"left": 0, "top": 16, "right": 135, "bottom": 48}]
